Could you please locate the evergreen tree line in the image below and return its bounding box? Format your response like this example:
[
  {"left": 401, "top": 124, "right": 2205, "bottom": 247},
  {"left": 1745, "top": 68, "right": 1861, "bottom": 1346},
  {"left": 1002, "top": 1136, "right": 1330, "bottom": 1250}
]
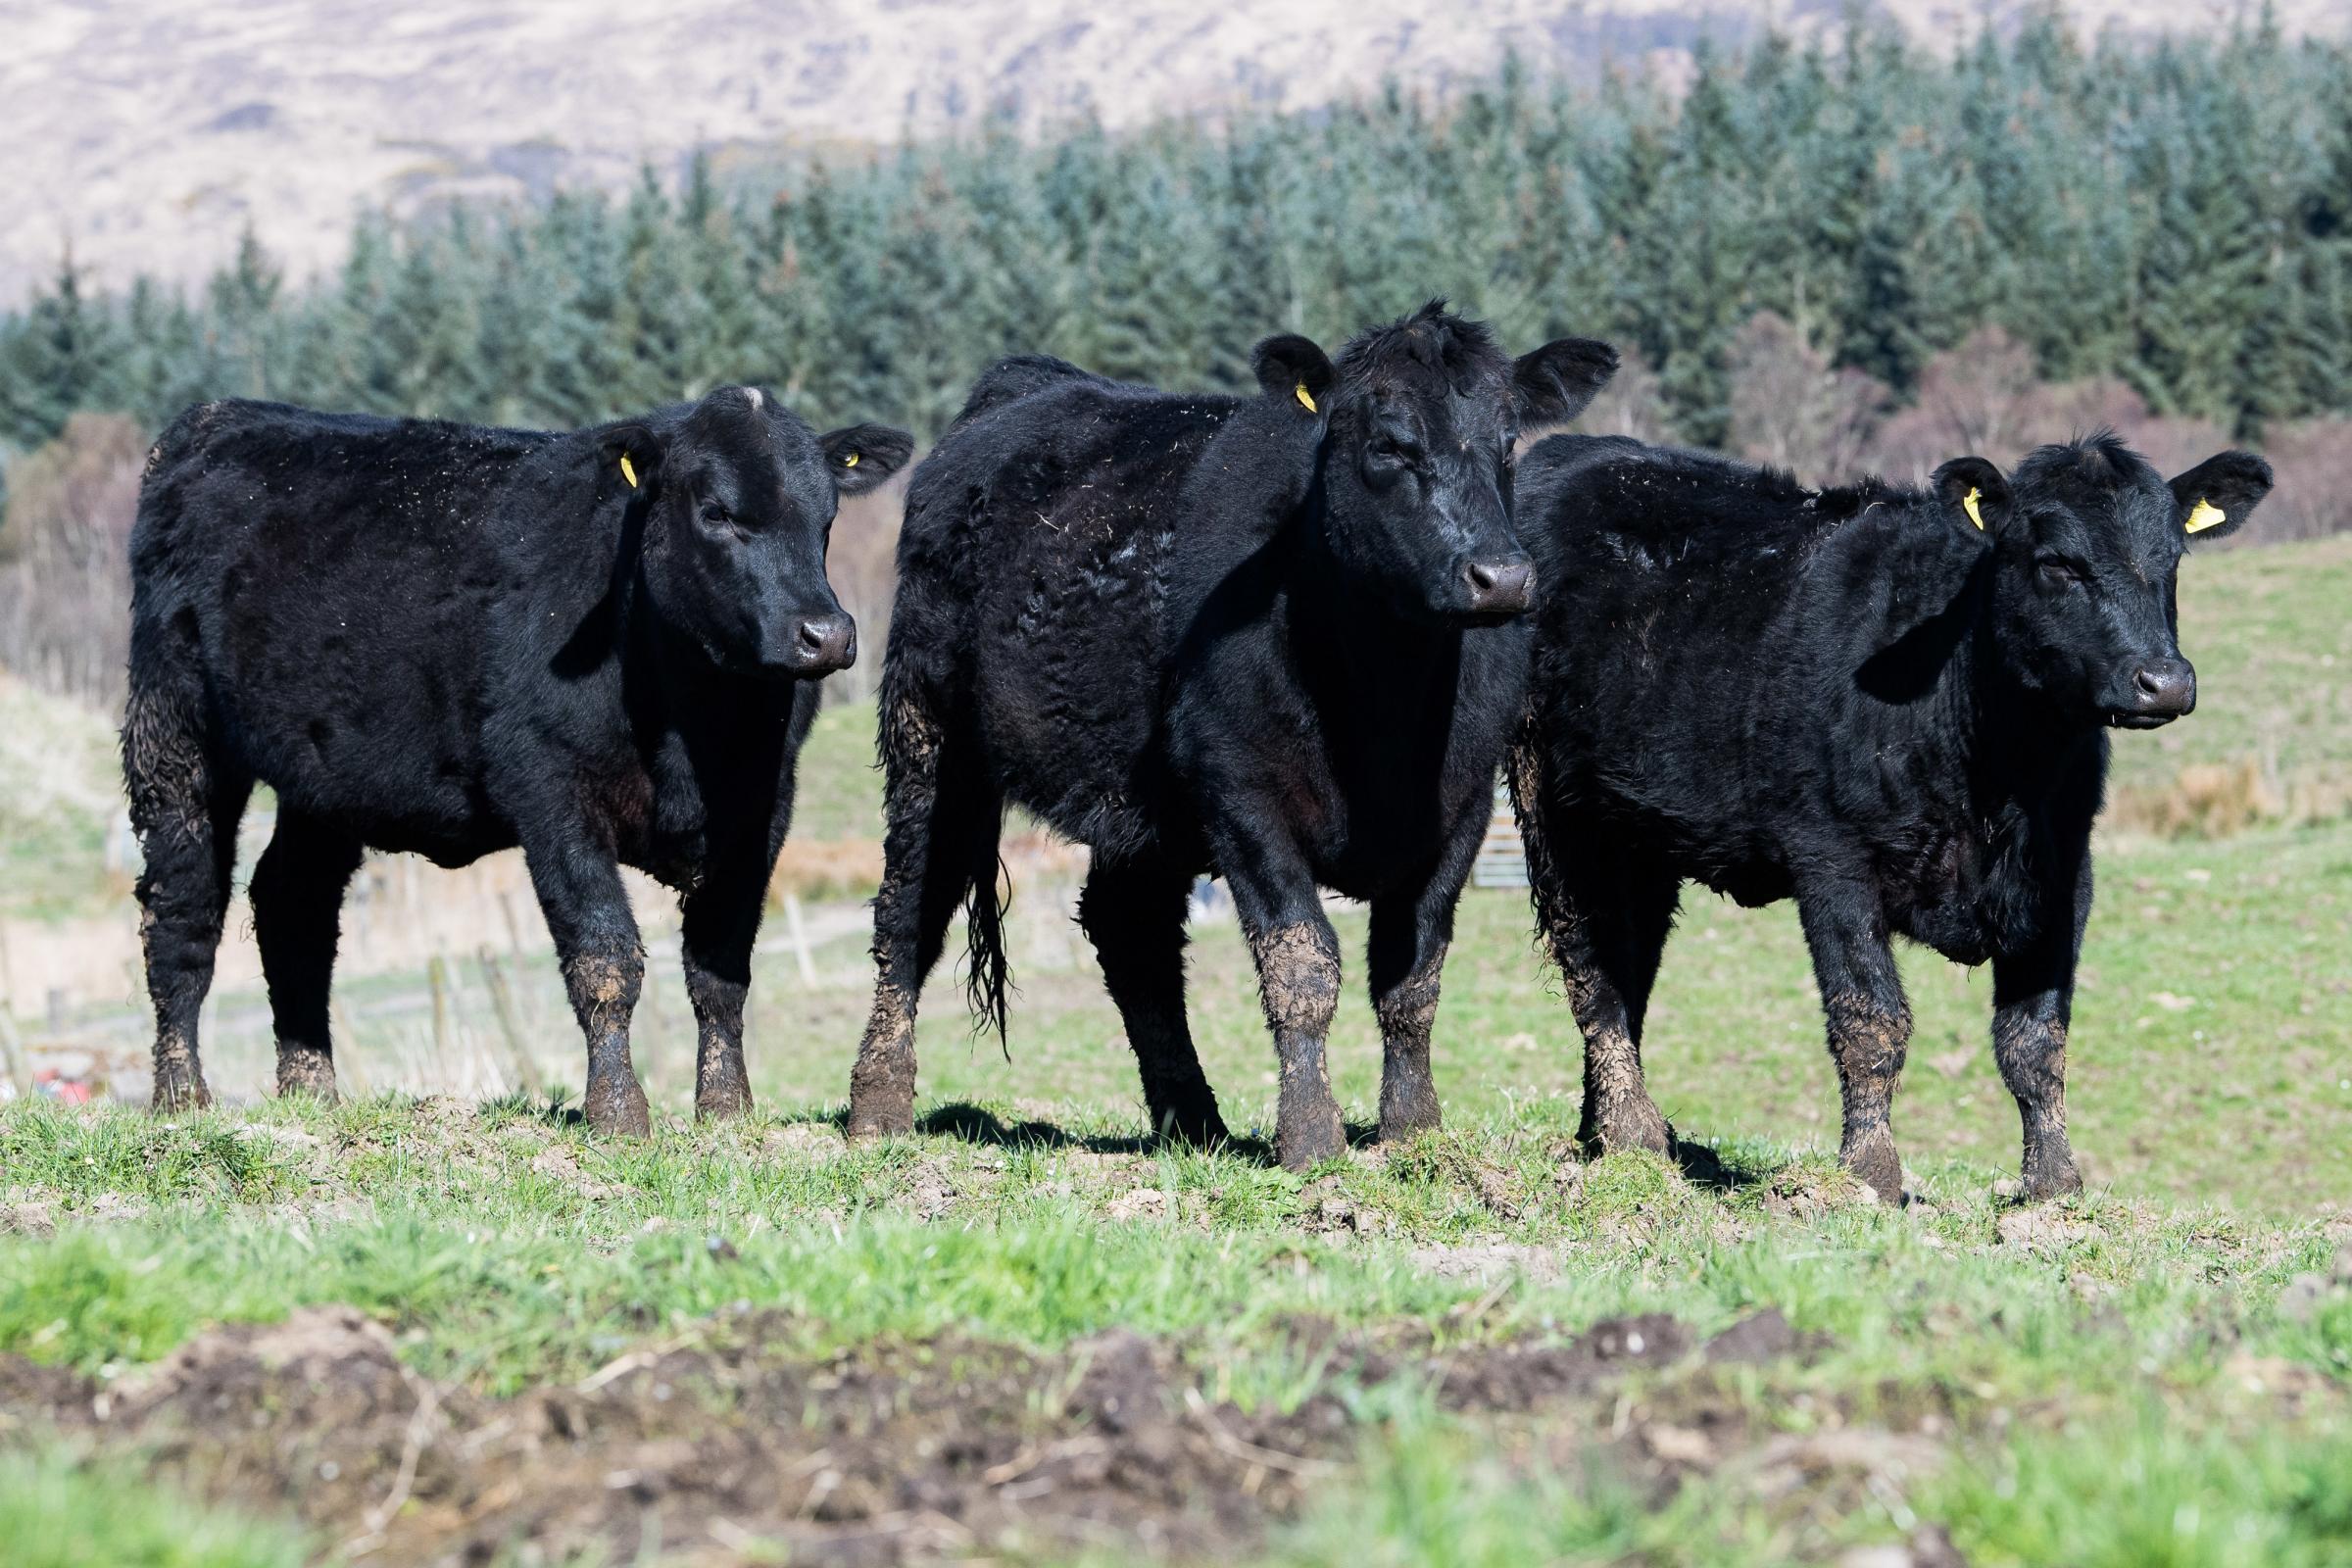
[{"left": 3, "top": 16, "right": 2348, "bottom": 473}]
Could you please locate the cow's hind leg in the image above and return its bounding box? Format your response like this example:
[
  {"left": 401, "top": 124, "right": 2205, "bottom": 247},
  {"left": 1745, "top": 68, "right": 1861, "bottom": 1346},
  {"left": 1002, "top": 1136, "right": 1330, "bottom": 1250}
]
[
  {"left": 1515, "top": 773, "right": 1678, "bottom": 1156},
  {"left": 123, "top": 677, "right": 251, "bottom": 1112},
  {"left": 848, "top": 697, "right": 1002, "bottom": 1140},
  {"left": 250, "top": 810, "right": 365, "bottom": 1101},
  {"left": 1079, "top": 860, "right": 1227, "bottom": 1146},
  {"left": 1796, "top": 882, "right": 1911, "bottom": 1203}
]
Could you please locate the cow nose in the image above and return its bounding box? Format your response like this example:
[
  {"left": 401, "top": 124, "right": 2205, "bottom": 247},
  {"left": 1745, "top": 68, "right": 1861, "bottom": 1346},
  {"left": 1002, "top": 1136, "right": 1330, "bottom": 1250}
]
[
  {"left": 791, "top": 613, "right": 857, "bottom": 674},
  {"left": 2132, "top": 658, "right": 2196, "bottom": 717},
  {"left": 1462, "top": 553, "right": 1536, "bottom": 616}
]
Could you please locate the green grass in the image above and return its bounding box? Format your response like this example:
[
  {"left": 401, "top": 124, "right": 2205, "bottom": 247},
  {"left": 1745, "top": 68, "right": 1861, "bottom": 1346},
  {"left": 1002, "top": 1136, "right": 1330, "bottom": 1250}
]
[
  {"left": 0, "top": 1443, "right": 312, "bottom": 1568},
  {"left": 1272, "top": 1400, "right": 2352, "bottom": 1568}
]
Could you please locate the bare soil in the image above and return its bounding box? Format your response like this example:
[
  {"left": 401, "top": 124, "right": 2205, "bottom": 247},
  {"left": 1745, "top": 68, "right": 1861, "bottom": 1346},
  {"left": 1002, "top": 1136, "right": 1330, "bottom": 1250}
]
[{"left": 3, "top": 1303, "right": 1821, "bottom": 1565}]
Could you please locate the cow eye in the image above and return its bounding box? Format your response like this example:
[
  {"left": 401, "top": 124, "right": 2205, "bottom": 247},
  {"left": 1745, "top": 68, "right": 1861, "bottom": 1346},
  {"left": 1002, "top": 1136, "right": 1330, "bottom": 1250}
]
[
  {"left": 700, "top": 501, "right": 735, "bottom": 530},
  {"left": 1367, "top": 431, "right": 1421, "bottom": 466},
  {"left": 2035, "top": 556, "right": 2085, "bottom": 591}
]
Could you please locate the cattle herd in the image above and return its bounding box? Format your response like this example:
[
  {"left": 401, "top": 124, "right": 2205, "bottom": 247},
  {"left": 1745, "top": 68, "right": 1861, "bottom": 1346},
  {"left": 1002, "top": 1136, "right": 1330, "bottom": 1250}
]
[{"left": 119, "top": 301, "right": 2272, "bottom": 1202}]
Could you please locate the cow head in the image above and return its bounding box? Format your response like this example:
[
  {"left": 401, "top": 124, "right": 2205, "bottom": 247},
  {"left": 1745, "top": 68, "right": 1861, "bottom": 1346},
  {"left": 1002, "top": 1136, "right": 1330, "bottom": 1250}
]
[
  {"left": 1977, "top": 434, "right": 2272, "bottom": 728},
  {"left": 1264, "top": 301, "right": 1617, "bottom": 625},
  {"left": 604, "top": 387, "right": 911, "bottom": 679}
]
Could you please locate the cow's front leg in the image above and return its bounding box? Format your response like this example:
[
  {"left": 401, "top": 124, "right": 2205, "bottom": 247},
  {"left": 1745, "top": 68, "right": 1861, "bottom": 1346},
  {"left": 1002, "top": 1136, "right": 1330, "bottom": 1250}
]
[
  {"left": 1990, "top": 970, "right": 2082, "bottom": 1202},
  {"left": 1990, "top": 842, "right": 2091, "bottom": 1201},
  {"left": 523, "top": 830, "right": 651, "bottom": 1136},
  {"left": 1796, "top": 881, "right": 1911, "bottom": 1203},
  {"left": 680, "top": 858, "right": 766, "bottom": 1123},
  {"left": 1366, "top": 834, "right": 1478, "bottom": 1143},
  {"left": 1218, "top": 839, "right": 1347, "bottom": 1169}
]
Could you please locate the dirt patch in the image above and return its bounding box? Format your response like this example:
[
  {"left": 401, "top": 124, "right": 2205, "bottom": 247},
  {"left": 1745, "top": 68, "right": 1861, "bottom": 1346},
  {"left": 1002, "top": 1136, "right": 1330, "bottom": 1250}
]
[{"left": 3, "top": 1306, "right": 1815, "bottom": 1565}]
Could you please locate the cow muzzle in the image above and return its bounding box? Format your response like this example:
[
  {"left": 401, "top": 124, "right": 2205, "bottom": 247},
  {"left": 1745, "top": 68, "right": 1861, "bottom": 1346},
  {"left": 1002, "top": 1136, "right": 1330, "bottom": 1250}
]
[
  {"left": 780, "top": 612, "right": 857, "bottom": 676},
  {"left": 1460, "top": 553, "right": 1537, "bottom": 620},
  {"left": 2109, "top": 658, "right": 2195, "bottom": 728}
]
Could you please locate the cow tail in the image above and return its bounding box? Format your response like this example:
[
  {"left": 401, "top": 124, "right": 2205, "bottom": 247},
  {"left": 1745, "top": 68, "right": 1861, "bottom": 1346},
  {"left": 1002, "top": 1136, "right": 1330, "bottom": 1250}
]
[{"left": 963, "top": 855, "right": 1012, "bottom": 1053}]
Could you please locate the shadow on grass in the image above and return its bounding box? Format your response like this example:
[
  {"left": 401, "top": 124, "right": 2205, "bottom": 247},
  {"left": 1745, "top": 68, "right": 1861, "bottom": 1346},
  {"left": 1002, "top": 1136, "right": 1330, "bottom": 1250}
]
[
  {"left": 1666, "top": 1130, "right": 1766, "bottom": 1193},
  {"left": 909, "top": 1101, "right": 1293, "bottom": 1163}
]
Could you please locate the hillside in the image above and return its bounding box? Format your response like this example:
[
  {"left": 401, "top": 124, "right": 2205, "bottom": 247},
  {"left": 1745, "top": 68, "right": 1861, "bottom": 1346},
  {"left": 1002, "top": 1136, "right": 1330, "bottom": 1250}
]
[{"left": 10, "top": 0, "right": 2334, "bottom": 306}]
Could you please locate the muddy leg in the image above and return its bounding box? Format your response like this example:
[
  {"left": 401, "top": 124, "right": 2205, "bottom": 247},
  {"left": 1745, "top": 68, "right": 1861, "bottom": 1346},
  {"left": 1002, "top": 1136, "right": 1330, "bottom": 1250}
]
[
  {"left": 1988, "top": 829, "right": 2092, "bottom": 1201},
  {"left": 849, "top": 696, "right": 1000, "bottom": 1140},
  {"left": 1797, "top": 885, "right": 1910, "bottom": 1203},
  {"left": 122, "top": 680, "right": 250, "bottom": 1114},
  {"left": 1242, "top": 915, "right": 1346, "bottom": 1171},
  {"left": 250, "top": 811, "right": 365, "bottom": 1102},
  {"left": 1992, "top": 1003, "right": 2081, "bottom": 1201},
  {"left": 1514, "top": 767, "right": 1677, "bottom": 1155},
  {"left": 1370, "top": 934, "right": 1446, "bottom": 1142},
  {"left": 522, "top": 832, "right": 649, "bottom": 1136},
  {"left": 681, "top": 861, "right": 765, "bottom": 1122},
  {"left": 1079, "top": 860, "right": 1228, "bottom": 1146}
]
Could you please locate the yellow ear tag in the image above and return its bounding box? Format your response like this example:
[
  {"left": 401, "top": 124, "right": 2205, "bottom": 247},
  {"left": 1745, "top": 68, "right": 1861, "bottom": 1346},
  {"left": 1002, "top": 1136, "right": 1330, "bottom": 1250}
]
[
  {"left": 1962, "top": 486, "right": 1985, "bottom": 530},
  {"left": 844, "top": 451, "right": 859, "bottom": 467},
  {"left": 618, "top": 453, "right": 638, "bottom": 489},
  {"left": 1295, "top": 381, "right": 1317, "bottom": 414},
  {"left": 2185, "top": 498, "right": 2226, "bottom": 534}
]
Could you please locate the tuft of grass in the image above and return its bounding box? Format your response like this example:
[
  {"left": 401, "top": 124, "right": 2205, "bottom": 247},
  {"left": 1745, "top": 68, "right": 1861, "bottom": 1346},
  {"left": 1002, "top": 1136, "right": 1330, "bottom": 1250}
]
[
  {"left": 0, "top": 1443, "right": 312, "bottom": 1568},
  {"left": 0, "top": 1104, "right": 303, "bottom": 1206},
  {"left": 1268, "top": 1398, "right": 2352, "bottom": 1568},
  {"left": 1921, "top": 1403, "right": 2352, "bottom": 1568}
]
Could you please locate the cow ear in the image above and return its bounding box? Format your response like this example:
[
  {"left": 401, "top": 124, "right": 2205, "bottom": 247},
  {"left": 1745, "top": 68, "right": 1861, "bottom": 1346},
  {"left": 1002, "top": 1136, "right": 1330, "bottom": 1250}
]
[
  {"left": 2168, "top": 450, "right": 2272, "bottom": 543},
  {"left": 600, "top": 423, "right": 664, "bottom": 495},
  {"left": 1931, "top": 456, "right": 2013, "bottom": 536},
  {"left": 1250, "top": 333, "right": 1335, "bottom": 416},
  {"left": 821, "top": 424, "right": 915, "bottom": 496},
  {"left": 1511, "top": 337, "right": 1619, "bottom": 432}
]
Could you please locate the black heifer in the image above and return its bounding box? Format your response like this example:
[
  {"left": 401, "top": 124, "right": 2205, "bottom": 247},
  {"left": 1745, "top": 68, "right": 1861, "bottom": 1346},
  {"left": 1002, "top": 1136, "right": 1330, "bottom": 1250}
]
[
  {"left": 122, "top": 389, "right": 910, "bottom": 1131},
  {"left": 1509, "top": 432, "right": 2271, "bottom": 1201},
  {"left": 847, "top": 303, "right": 1617, "bottom": 1168}
]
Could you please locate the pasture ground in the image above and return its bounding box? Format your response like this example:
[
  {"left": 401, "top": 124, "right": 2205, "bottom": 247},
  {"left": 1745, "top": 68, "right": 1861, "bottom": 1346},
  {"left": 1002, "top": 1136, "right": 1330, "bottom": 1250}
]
[{"left": 1, "top": 534, "right": 2349, "bottom": 1564}]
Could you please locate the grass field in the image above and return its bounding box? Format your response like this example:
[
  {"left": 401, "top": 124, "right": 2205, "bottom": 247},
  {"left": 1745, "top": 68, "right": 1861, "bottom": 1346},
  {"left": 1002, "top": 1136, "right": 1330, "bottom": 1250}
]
[{"left": 1, "top": 535, "right": 2348, "bottom": 1563}]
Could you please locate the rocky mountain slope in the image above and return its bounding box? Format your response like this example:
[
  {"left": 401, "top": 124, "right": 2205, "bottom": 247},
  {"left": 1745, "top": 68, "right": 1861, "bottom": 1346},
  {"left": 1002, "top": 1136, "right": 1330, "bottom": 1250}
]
[{"left": 10, "top": 0, "right": 2325, "bottom": 304}]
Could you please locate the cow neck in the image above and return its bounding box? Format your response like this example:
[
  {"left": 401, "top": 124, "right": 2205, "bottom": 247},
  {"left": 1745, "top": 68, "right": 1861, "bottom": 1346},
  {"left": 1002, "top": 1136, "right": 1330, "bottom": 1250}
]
[
  {"left": 1283, "top": 496, "right": 1465, "bottom": 708},
  {"left": 1955, "top": 593, "right": 2098, "bottom": 811}
]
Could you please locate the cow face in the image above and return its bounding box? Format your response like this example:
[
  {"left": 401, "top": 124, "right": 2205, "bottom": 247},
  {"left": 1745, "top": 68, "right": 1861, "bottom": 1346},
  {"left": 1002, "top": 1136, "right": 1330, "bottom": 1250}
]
[
  {"left": 1268, "top": 303, "right": 1616, "bottom": 625},
  {"left": 1983, "top": 435, "right": 2271, "bottom": 728},
  {"left": 606, "top": 388, "right": 911, "bottom": 679}
]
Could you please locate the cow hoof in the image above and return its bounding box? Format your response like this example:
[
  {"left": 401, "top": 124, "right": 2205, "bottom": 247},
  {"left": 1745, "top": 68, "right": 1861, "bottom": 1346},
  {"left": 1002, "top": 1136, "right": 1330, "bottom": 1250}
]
[
  {"left": 1152, "top": 1099, "right": 1232, "bottom": 1150},
  {"left": 1275, "top": 1097, "right": 1348, "bottom": 1172},
  {"left": 695, "top": 1059, "right": 754, "bottom": 1123},
  {"left": 584, "top": 1075, "right": 653, "bottom": 1138},
  {"left": 1579, "top": 1089, "right": 1671, "bottom": 1158},
  {"left": 150, "top": 1068, "right": 213, "bottom": 1114},
  {"left": 1597, "top": 1104, "right": 1671, "bottom": 1158},
  {"left": 2017, "top": 1149, "right": 2083, "bottom": 1203},
  {"left": 275, "top": 1047, "right": 339, "bottom": 1103},
  {"left": 696, "top": 1085, "right": 754, "bottom": 1123},
  {"left": 1840, "top": 1130, "right": 1905, "bottom": 1205},
  {"left": 845, "top": 1094, "right": 915, "bottom": 1142},
  {"left": 1377, "top": 1078, "right": 1444, "bottom": 1145}
]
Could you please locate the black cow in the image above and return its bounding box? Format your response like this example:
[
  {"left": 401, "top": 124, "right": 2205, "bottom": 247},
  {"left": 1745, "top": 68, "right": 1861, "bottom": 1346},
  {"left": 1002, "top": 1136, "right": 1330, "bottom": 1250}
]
[
  {"left": 845, "top": 303, "right": 1617, "bottom": 1168},
  {"left": 1508, "top": 431, "right": 2271, "bottom": 1200},
  {"left": 122, "top": 388, "right": 910, "bottom": 1131}
]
